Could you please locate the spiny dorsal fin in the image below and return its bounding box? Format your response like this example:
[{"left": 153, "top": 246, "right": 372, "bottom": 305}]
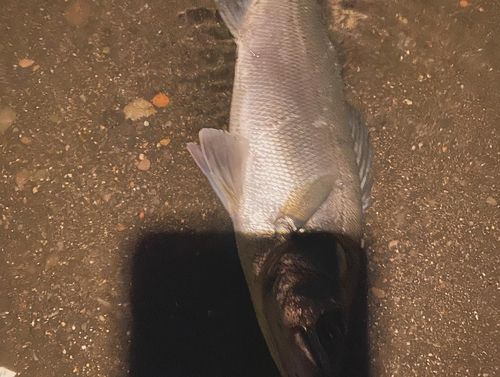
[
  {"left": 187, "top": 129, "right": 249, "bottom": 219},
  {"left": 348, "top": 105, "right": 373, "bottom": 210},
  {"left": 214, "top": 0, "right": 254, "bottom": 38}
]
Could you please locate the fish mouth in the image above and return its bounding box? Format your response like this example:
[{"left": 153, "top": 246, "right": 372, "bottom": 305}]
[{"left": 277, "top": 310, "right": 346, "bottom": 377}]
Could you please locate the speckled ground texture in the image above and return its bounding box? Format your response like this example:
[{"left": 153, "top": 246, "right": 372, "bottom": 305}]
[{"left": 0, "top": 0, "right": 498, "bottom": 376}]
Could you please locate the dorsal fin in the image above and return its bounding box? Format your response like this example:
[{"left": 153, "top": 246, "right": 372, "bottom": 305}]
[{"left": 347, "top": 105, "right": 373, "bottom": 210}]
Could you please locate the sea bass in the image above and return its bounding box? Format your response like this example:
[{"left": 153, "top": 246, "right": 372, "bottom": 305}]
[{"left": 187, "top": 0, "right": 372, "bottom": 375}]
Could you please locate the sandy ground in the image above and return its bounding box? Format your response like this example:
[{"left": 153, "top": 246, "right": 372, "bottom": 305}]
[{"left": 0, "top": 0, "right": 498, "bottom": 376}]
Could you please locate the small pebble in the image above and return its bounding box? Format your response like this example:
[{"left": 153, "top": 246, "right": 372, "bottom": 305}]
[
  {"left": 48, "top": 114, "right": 61, "bottom": 123},
  {"left": 388, "top": 240, "right": 399, "bottom": 249},
  {"left": 152, "top": 93, "right": 170, "bottom": 107},
  {"left": 123, "top": 98, "right": 157, "bottom": 120},
  {"left": 159, "top": 138, "right": 171, "bottom": 146},
  {"left": 15, "top": 169, "right": 30, "bottom": 190},
  {"left": 20, "top": 136, "right": 32, "bottom": 145},
  {"left": 403, "top": 99, "right": 413, "bottom": 105},
  {"left": 64, "top": 0, "right": 91, "bottom": 27},
  {"left": 486, "top": 197, "right": 497, "bottom": 206},
  {"left": 56, "top": 241, "right": 65, "bottom": 252},
  {"left": 19, "top": 58, "right": 35, "bottom": 68},
  {"left": 45, "top": 253, "right": 60, "bottom": 271},
  {"left": 371, "top": 287, "right": 386, "bottom": 299},
  {"left": 137, "top": 159, "right": 151, "bottom": 171},
  {"left": 96, "top": 298, "right": 111, "bottom": 308},
  {"left": 0, "top": 107, "right": 17, "bottom": 134}
]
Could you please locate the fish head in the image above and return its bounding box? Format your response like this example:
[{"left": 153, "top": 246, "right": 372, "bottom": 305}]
[{"left": 260, "top": 232, "right": 359, "bottom": 377}]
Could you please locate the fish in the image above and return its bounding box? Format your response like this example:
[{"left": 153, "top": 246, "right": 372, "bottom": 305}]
[{"left": 187, "top": 0, "right": 373, "bottom": 375}]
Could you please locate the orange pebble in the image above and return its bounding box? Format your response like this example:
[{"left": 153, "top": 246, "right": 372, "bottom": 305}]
[
  {"left": 152, "top": 93, "right": 170, "bottom": 107},
  {"left": 459, "top": 0, "right": 468, "bottom": 7}
]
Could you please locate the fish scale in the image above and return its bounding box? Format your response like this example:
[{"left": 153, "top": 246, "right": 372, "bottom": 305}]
[{"left": 229, "top": 5, "right": 358, "bottom": 232}]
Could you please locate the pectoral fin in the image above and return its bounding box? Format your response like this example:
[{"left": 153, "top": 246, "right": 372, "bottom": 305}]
[
  {"left": 277, "top": 175, "right": 336, "bottom": 230},
  {"left": 187, "top": 129, "right": 249, "bottom": 219}
]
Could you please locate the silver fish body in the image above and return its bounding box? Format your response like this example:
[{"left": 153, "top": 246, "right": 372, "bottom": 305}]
[{"left": 188, "top": 0, "right": 372, "bottom": 375}]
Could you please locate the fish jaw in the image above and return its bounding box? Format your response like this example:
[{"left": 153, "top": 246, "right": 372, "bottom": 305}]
[{"left": 236, "top": 232, "right": 362, "bottom": 377}]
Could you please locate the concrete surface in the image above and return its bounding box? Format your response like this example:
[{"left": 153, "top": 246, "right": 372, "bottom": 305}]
[{"left": 0, "top": 0, "right": 498, "bottom": 376}]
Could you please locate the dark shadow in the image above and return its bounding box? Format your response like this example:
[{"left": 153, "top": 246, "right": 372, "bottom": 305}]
[
  {"left": 343, "top": 242, "right": 370, "bottom": 377},
  {"left": 129, "top": 231, "right": 369, "bottom": 377},
  {"left": 129, "top": 231, "right": 279, "bottom": 377}
]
